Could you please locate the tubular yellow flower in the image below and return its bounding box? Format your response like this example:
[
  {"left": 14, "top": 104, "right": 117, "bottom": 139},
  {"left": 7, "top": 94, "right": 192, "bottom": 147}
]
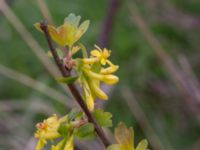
[
  {"left": 83, "top": 69, "right": 119, "bottom": 85},
  {"left": 102, "top": 74, "right": 119, "bottom": 85},
  {"left": 100, "top": 60, "right": 119, "bottom": 74},
  {"left": 82, "top": 76, "right": 95, "bottom": 111},
  {"left": 91, "top": 45, "right": 111, "bottom": 65},
  {"left": 88, "top": 78, "right": 108, "bottom": 100}
]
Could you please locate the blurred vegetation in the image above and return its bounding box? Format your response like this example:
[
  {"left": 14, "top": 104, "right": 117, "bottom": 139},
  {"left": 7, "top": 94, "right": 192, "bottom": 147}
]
[{"left": 0, "top": 0, "right": 200, "bottom": 150}]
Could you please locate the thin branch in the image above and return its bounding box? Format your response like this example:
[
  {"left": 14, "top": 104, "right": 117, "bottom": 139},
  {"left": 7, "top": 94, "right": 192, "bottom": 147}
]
[{"left": 40, "top": 22, "right": 111, "bottom": 148}]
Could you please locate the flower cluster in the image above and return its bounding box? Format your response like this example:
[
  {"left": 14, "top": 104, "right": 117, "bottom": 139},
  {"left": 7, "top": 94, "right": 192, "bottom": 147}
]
[
  {"left": 35, "top": 14, "right": 119, "bottom": 111},
  {"left": 35, "top": 114, "right": 73, "bottom": 150},
  {"left": 77, "top": 45, "right": 119, "bottom": 111},
  {"left": 34, "top": 110, "right": 92, "bottom": 150}
]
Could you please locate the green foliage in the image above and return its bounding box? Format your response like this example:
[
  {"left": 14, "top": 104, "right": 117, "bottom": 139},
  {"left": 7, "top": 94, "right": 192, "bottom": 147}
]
[
  {"left": 68, "top": 109, "right": 83, "bottom": 121},
  {"left": 58, "top": 123, "right": 73, "bottom": 137},
  {"left": 75, "top": 123, "right": 95, "bottom": 139},
  {"left": 93, "top": 109, "right": 113, "bottom": 127}
]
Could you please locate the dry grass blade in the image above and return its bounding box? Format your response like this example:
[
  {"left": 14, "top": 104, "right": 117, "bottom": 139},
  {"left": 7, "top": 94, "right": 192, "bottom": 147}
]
[
  {"left": 0, "top": 0, "right": 72, "bottom": 97},
  {"left": 0, "top": 64, "right": 74, "bottom": 108},
  {"left": 36, "top": 0, "right": 54, "bottom": 24},
  {"left": 121, "top": 87, "right": 165, "bottom": 150},
  {"left": 129, "top": 2, "right": 200, "bottom": 119}
]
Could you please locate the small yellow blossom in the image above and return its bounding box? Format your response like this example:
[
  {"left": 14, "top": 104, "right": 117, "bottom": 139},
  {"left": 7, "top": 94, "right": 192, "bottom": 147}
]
[
  {"left": 83, "top": 69, "right": 119, "bottom": 85},
  {"left": 81, "top": 76, "right": 96, "bottom": 111},
  {"left": 35, "top": 114, "right": 63, "bottom": 150},
  {"left": 91, "top": 45, "right": 111, "bottom": 65},
  {"left": 34, "top": 14, "right": 89, "bottom": 47},
  {"left": 76, "top": 44, "right": 119, "bottom": 111}
]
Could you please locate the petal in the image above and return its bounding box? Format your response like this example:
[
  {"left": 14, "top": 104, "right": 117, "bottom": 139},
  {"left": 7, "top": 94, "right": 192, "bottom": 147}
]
[
  {"left": 103, "top": 48, "right": 111, "bottom": 58},
  {"left": 82, "top": 58, "right": 99, "bottom": 64},
  {"left": 101, "top": 59, "right": 107, "bottom": 65},
  {"left": 91, "top": 50, "right": 101, "bottom": 57},
  {"left": 100, "top": 65, "right": 119, "bottom": 74}
]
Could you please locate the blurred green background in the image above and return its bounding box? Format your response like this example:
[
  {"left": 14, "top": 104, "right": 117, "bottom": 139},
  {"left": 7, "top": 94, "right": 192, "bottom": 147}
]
[{"left": 0, "top": 0, "right": 200, "bottom": 150}]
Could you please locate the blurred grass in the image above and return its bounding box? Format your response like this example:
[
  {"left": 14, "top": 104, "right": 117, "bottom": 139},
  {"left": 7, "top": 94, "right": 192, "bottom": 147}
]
[{"left": 0, "top": 0, "right": 200, "bottom": 150}]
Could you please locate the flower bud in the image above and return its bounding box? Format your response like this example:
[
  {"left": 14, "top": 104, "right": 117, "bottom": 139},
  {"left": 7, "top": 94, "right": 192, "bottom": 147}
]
[
  {"left": 102, "top": 75, "right": 119, "bottom": 85},
  {"left": 89, "top": 79, "right": 108, "bottom": 100}
]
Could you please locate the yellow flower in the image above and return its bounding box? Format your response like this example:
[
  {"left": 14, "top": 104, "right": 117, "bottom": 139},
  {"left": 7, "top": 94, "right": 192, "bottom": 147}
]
[
  {"left": 34, "top": 14, "right": 89, "bottom": 47},
  {"left": 76, "top": 45, "right": 119, "bottom": 111},
  {"left": 83, "top": 69, "right": 119, "bottom": 85},
  {"left": 100, "top": 60, "right": 119, "bottom": 74},
  {"left": 91, "top": 45, "right": 111, "bottom": 65},
  {"left": 35, "top": 114, "right": 62, "bottom": 150},
  {"left": 81, "top": 76, "right": 96, "bottom": 111}
]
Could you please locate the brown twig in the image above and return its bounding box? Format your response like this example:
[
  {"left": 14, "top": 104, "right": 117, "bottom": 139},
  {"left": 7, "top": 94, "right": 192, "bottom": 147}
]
[{"left": 40, "top": 22, "right": 110, "bottom": 148}]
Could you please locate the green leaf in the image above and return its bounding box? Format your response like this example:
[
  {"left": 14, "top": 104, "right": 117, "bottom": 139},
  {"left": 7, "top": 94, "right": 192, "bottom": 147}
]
[
  {"left": 64, "top": 13, "right": 81, "bottom": 27},
  {"left": 57, "top": 76, "right": 78, "bottom": 84},
  {"left": 93, "top": 109, "right": 112, "bottom": 127},
  {"left": 75, "top": 123, "right": 95, "bottom": 139},
  {"left": 68, "top": 109, "right": 83, "bottom": 121},
  {"left": 78, "top": 20, "right": 90, "bottom": 34},
  {"left": 58, "top": 123, "right": 73, "bottom": 137}
]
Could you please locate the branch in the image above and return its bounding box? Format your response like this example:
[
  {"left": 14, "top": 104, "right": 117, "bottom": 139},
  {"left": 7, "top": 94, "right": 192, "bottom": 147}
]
[{"left": 40, "top": 22, "right": 111, "bottom": 148}]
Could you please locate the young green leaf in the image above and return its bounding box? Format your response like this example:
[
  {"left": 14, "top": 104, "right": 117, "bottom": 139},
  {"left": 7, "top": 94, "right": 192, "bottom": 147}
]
[
  {"left": 93, "top": 109, "right": 112, "bottom": 127},
  {"left": 68, "top": 109, "right": 83, "bottom": 121},
  {"left": 58, "top": 123, "right": 73, "bottom": 137},
  {"left": 57, "top": 76, "right": 78, "bottom": 84},
  {"left": 75, "top": 123, "right": 95, "bottom": 139}
]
